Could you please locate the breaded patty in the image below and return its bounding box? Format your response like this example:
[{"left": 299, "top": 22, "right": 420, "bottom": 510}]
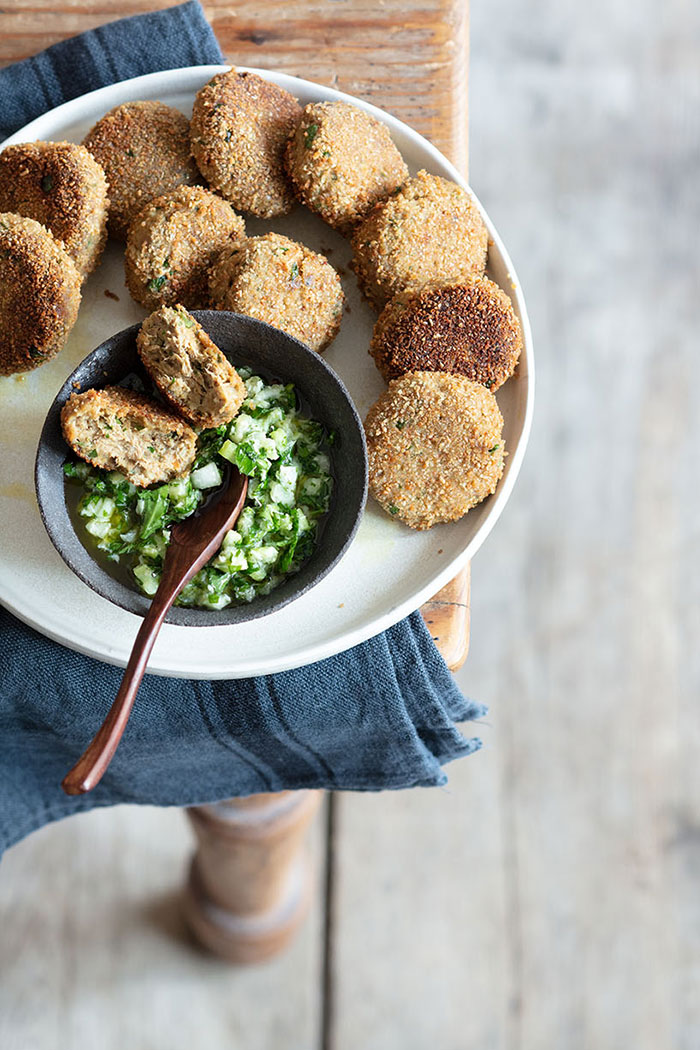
[
  {"left": 364, "top": 371, "right": 505, "bottom": 530},
  {"left": 0, "top": 141, "right": 108, "bottom": 279},
  {"left": 137, "top": 305, "right": 246, "bottom": 427},
  {"left": 83, "top": 101, "right": 200, "bottom": 240},
  {"left": 0, "top": 213, "right": 81, "bottom": 376},
  {"left": 124, "top": 185, "right": 245, "bottom": 311},
  {"left": 284, "top": 101, "right": 408, "bottom": 233},
  {"left": 351, "top": 170, "right": 489, "bottom": 309},
  {"left": 370, "top": 278, "right": 523, "bottom": 390},
  {"left": 208, "top": 233, "right": 344, "bottom": 353},
  {"left": 190, "top": 69, "right": 302, "bottom": 218},
  {"left": 61, "top": 386, "right": 197, "bottom": 487}
]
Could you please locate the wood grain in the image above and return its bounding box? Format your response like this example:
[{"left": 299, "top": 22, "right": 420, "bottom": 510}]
[
  {"left": 184, "top": 792, "right": 323, "bottom": 964},
  {"left": 0, "top": 0, "right": 468, "bottom": 172}
]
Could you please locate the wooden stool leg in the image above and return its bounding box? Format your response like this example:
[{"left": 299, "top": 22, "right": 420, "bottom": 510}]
[{"left": 183, "top": 790, "right": 322, "bottom": 964}]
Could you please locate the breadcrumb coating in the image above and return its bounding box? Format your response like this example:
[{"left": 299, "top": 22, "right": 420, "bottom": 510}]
[
  {"left": 208, "top": 232, "right": 345, "bottom": 353},
  {"left": 370, "top": 278, "right": 523, "bottom": 389},
  {"left": 351, "top": 170, "right": 488, "bottom": 309},
  {"left": 0, "top": 213, "right": 81, "bottom": 376},
  {"left": 124, "top": 185, "right": 245, "bottom": 311},
  {"left": 60, "top": 386, "right": 197, "bottom": 487},
  {"left": 365, "top": 370, "right": 505, "bottom": 529},
  {"left": 0, "top": 141, "right": 108, "bottom": 279},
  {"left": 83, "top": 101, "right": 200, "bottom": 240},
  {"left": 284, "top": 101, "right": 408, "bottom": 234},
  {"left": 137, "top": 305, "right": 246, "bottom": 427},
  {"left": 191, "top": 70, "right": 302, "bottom": 218}
]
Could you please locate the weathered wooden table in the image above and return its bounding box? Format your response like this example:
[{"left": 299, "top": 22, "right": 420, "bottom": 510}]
[{"left": 0, "top": 0, "right": 471, "bottom": 963}]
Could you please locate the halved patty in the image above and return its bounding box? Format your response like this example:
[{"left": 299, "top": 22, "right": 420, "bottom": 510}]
[
  {"left": 364, "top": 371, "right": 505, "bottom": 530},
  {"left": 351, "top": 170, "right": 489, "bottom": 309},
  {"left": 61, "top": 386, "right": 197, "bottom": 487},
  {"left": 124, "top": 185, "right": 245, "bottom": 311},
  {"left": 0, "top": 141, "right": 109, "bottom": 279},
  {"left": 284, "top": 101, "right": 408, "bottom": 233},
  {"left": 137, "top": 305, "right": 246, "bottom": 428},
  {"left": 0, "top": 213, "right": 81, "bottom": 377},
  {"left": 191, "top": 69, "right": 302, "bottom": 217},
  {"left": 208, "top": 233, "right": 344, "bottom": 353},
  {"left": 370, "top": 279, "right": 523, "bottom": 389},
  {"left": 83, "top": 101, "right": 201, "bottom": 240}
]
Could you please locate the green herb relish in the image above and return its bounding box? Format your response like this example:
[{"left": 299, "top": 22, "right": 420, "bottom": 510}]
[{"left": 63, "top": 369, "right": 333, "bottom": 609}]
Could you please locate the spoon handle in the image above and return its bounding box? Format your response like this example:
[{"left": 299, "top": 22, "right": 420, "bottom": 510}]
[
  {"left": 61, "top": 579, "right": 179, "bottom": 796},
  {"left": 61, "top": 468, "right": 248, "bottom": 796}
]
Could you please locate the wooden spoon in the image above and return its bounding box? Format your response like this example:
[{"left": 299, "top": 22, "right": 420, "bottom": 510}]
[{"left": 62, "top": 466, "right": 248, "bottom": 796}]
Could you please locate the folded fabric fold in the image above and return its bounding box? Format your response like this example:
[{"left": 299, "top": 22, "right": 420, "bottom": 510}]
[{"left": 0, "top": 0, "right": 485, "bottom": 856}]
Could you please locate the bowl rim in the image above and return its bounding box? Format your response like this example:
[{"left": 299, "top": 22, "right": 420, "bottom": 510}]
[{"left": 34, "top": 310, "right": 369, "bottom": 627}]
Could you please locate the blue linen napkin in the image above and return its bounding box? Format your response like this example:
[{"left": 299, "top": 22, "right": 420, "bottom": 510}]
[{"left": 0, "top": 1, "right": 485, "bottom": 855}]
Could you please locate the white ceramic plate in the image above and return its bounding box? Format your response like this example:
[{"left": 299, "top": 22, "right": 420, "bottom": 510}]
[{"left": 0, "top": 65, "right": 534, "bottom": 678}]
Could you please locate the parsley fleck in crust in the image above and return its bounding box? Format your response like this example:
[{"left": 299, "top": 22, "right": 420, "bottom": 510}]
[
  {"left": 83, "top": 101, "right": 200, "bottom": 241},
  {"left": 60, "top": 386, "right": 197, "bottom": 488},
  {"left": 0, "top": 213, "right": 81, "bottom": 376},
  {"left": 284, "top": 101, "right": 408, "bottom": 234},
  {"left": 209, "top": 232, "right": 345, "bottom": 353},
  {"left": 365, "top": 371, "right": 505, "bottom": 530},
  {"left": 0, "top": 141, "right": 108, "bottom": 279},
  {"left": 137, "top": 305, "right": 246, "bottom": 428},
  {"left": 124, "top": 185, "right": 245, "bottom": 311},
  {"left": 370, "top": 278, "right": 523, "bottom": 390},
  {"left": 191, "top": 69, "right": 302, "bottom": 218},
  {"left": 351, "top": 170, "right": 489, "bottom": 310}
]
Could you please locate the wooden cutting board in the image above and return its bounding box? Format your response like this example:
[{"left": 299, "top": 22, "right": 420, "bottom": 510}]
[{"left": 0, "top": 0, "right": 471, "bottom": 668}]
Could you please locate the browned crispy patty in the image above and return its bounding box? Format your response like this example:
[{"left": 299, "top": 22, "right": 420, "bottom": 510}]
[
  {"left": 137, "top": 305, "right": 246, "bottom": 427},
  {"left": 351, "top": 170, "right": 489, "bottom": 309},
  {"left": 83, "top": 101, "right": 201, "bottom": 240},
  {"left": 208, "top": 233, "right": 345, "bottom": 353},
  {"left": 190, "top": 69, "right": 302, "bottom": 218},
  {"left": 0, "top": 141, "right": 108, "bottom": 278},
  {"left": 124, "top": 185, "right": 245, "bottom": 311},
  {"left": 364, "top": 371, "right": 505, "bottom": 530},
  {"left": 0, "top": 213, "right": 82, "bottom": 376},
  {"left": 370, "top": 279, "right": 523, "bottom": 390},
  {"left": 284, "top": 101, "right": 408, "bottom": 234},
  {"left": 60, "top": 386, "right": 197, "bottom": 487}
]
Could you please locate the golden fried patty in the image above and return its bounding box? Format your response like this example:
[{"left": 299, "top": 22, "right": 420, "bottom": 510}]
[
  {"left": 370, "top": 279, "right": 523, "bottom": 390},
  {"left": 0, "top": 141, "right": 108, "bottom": 278},
  {"left": 351, "top": 170, "right": 489, "bottom": 309},
  {"left": 61, "top": 386, "right": 197, "bottom": 487},
  {"left": 364, "top": 371, "right": 505, "bottom": 530},
  {"left": 124, "top": 185, "right": 245, "bottom": 311},
  {"left": 190, "top": 69, "right": 302, "bottom": 218},
  {"left": 208, "top": 233, "right": 345, "bottom": 353},
  {"left": 0, "top": 213, "right": 81, "bottom": 376},
  {"left": 284, "top": 101, "right": 408, "bottom": 233},
  {"left": 137, "top": 305, "right": 246, "bottom": 428},
  {"left": 83, "top": 101, "right": 201, "bottom": 240}
]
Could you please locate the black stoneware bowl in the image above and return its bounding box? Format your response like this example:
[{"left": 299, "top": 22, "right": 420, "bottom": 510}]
[{"left": 35, "top": 311, "right": 368, "bottom": 626}]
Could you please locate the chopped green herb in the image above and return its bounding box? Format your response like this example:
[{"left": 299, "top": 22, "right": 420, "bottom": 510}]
[
  {"left": 289, "top": 262, "right": 299, "bottom": 282},
  {"left": 388, "top": 505, "right": 400, "bottom": 515},
  {"left": 88, "top": 448, "right": 98, "bottom": 458},
  {"left": 225, "top": 129, "right": 233, "bottom": 142},
  {"left": 488, "top": 444, "right": 500, "bottom": 454},
  {"left": 321, "top": 149, "right": 331, "bottom": 158},
  {"left": 40, "top": 174, "right": 53, "bottom": 193},
  {"left": 147, "top": 275, "right": 168, "bottom": 293},
  {"left": 396, "top": 420, "right": 407, "bottom": 430},
  {"left": 304, "top": 124, "right": 319, "bottom": 148},
  {"left": 126, "top": 148, "right": 135, "bottom": 157}
]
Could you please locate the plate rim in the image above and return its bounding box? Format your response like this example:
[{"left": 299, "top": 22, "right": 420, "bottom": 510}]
[{"left": 0, "top": 63, "right": 535, "bottom": 678}]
